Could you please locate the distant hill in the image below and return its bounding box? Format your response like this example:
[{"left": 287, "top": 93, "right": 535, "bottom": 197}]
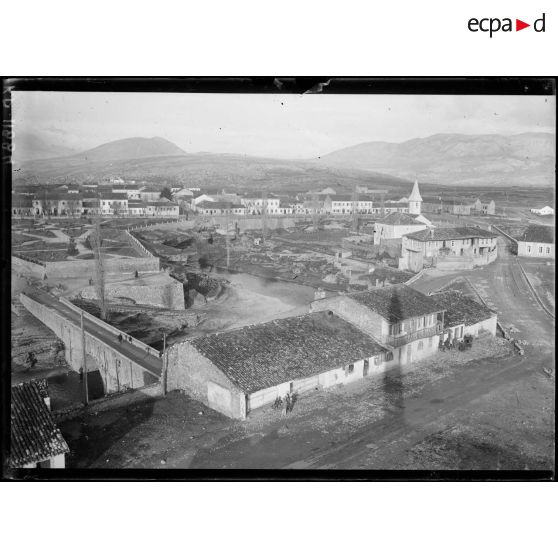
[
  {"left": 13, "top": 143, "right": 410, "bottom": 194},
  {"left": 12, "top": 132, "right": 79, "bottom": 162},
  {"left": 70, "top": 136, "right": 186, "bottom": 162},
  {"left": 317, "top": 133, "right": 555, "bottom": 187}
]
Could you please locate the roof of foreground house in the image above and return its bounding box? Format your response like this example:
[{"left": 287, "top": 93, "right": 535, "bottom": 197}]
[
  {"left": 517, "top": 225, "right": 554, "bottom": 244},
  {"left": 348, "top": 284, "right": 443, "bottom": 323},
  {"left": 10, "top": 379, "right": 69, "bottom": 468},
  {"left": 405, "top": 226, "right": 497, "bottom": 242},
  {"left": 428, "top": 290, "right": 496, "bottom": 329},
  {"left": 190, "top": 312, "right": 388, "bottom": 394}
]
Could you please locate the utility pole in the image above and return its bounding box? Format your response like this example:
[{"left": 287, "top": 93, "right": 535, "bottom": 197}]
[
  {"left": 161, "top": 332, "right": 167, "bottom": 396},
  {"left": 311, "top": 192, "right": 320, "bottom": 238},
  {"left": 352, "top": 186, "right": 359, "bottom": 232},
  {"left": 261, "top": 189, "right": 268, "bottom": 242},
  {"left": 225, "top": 200, "right": 231, "bottom": 269},
  {"left": 81, "top": 310, "right": 89, "bottom": 406}
]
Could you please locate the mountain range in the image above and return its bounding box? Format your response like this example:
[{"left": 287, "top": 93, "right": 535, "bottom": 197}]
[
  {"left": 12, "top": 132, "right": 555, "bottom": 189},
  {"left": 317, "top": 132, "right": 555, "bottom": 186}
]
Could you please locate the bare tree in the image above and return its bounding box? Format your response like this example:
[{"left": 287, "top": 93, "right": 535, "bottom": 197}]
[{"left": 89, "top": 204, "right": 109, "bottom": 320}]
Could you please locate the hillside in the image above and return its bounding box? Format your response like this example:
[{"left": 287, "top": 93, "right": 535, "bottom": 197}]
[
  {"left": 13, "top": 150, "right": 409, "bottom": 194},
  {"left": 317, "top": 133, "right": 555, "bottom": 187},
  {"left": 69, "top": 136, "right": 186, "bottom": 161},
  {"left": 12, "top": 132, "right": 79, "bottom": 162}
]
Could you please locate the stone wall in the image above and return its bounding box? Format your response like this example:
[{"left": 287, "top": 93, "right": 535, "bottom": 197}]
[
  {"left": 166, "top": 341, "right": 246, "bottom": 419},
  {"left": 44, "top": 256, "right": 160, "bottom": 278},
  {"left": 12, "top": 256, "right": 46, "bottom": 277},
  {"left": 79, "top": 275, "right": 185, "bottom": 309},
  {"left": 311, "top": 296, "right": 388, "bottom": 341}
]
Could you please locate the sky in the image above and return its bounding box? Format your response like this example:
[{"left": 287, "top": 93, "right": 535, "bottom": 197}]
[{"left": 12, "top": 91, "right": 556, "bottom": 159}]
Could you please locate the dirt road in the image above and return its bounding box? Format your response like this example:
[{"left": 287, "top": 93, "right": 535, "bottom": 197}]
[{"left": 413, "top": 237, "right": 554, "bottom": 347}]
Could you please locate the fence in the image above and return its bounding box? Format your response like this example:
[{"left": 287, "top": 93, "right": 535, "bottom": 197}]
[{"left": 124, "top": 229, "right": 156, "bottom": 258}]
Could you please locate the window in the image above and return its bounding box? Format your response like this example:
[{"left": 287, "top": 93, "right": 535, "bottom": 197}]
[
  {"left": 547, "top": 247, "right": 550, "bottom": 254},
  {"left": 528, "top": 246, "right": 531, "bottom": 253},
  {"left": 539, "top": 246, "right": 543, "bottom": 253},
  {"left": 418, "top": 341, "right": 423, "bottom": 351},
  {"left": 385, "top": 352, "right": 394, "bottom": 361}
]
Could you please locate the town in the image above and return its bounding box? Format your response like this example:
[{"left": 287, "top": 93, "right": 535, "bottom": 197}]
[
  {"left": 8, "top": 89, "right": 555, "bottom": 473},
  {"left": 10, "top": 170, "right": 555, "bottom": 470}
]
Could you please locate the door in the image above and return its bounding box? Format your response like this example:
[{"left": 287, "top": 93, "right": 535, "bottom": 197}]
[{"left": 363, "top": 359, "right": 369, "bottom": 377}]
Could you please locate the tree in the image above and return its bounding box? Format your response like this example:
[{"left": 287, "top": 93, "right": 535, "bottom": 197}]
[{"left": 160, "top": 187, "right": 173, "bottom": 201}]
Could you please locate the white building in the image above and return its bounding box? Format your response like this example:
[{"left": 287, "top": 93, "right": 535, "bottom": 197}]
[
  {"left": 516, "top": 225, "right": 555, "bottom": 259},
  {"left": 374, "top": 212, "right": 430, "bottom": 244},
  {"left": 241, "top": 193, "right": 281, "bottom": 214},
  {"left": 530, "top": 206, "right": 554, "bottom": 216}
]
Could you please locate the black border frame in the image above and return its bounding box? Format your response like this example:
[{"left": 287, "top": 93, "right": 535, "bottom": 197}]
[{"left": 1, "top": 77, "right": 556, "bottom": 481}]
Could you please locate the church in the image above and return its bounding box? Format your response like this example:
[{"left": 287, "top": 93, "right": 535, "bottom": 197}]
[{"left": 374, "top": 180, "right": 433, "bottom": 245}]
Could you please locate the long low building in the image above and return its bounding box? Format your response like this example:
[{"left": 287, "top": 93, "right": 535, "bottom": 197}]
[{"left": 166, "top": 312, "right": 391, "bottom": 419}]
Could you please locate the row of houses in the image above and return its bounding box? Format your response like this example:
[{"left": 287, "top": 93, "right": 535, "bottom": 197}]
[
  {"left": 422, "top": 198, "right": 496, "bottom": 216},
  {"left": 12, "top": 192, "right": 179, "bottom": 217},
  {"left": 188, "top": 181, "right": 425, "bottom": 217},
  {"left": 166, "top": 284, "right": 497, "bottom": 419}
]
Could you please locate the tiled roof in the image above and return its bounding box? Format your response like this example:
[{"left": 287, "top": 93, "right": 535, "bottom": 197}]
[
  {"left": 377, "top": 212, "right": 423, "bottom": 226},
  {"left": 197, "top": 201, "right": 243, "bottom": 209},
  {"left": 149, "top": 200, "right": 179, "bottom": 207},
  {"left": 384, "top": 201, "right": 409, "bottom": 207},
  {"left": 428, "top": 290, "right": 495, "bottom": 329},
  {"left": 349, "top": 284, "right": 443, "bottom": 323},
  {"left": 190, "top": 312, "right": 388, "bottom": 394},
  {"left": 405, "top": 226, "right": 497, "bottom": 242},
  {"left": 10, "top": 380, "right": 69, "bottom": 468},
  {"left": 100, "top": 192, "right": 128, "bottom": 200},
  {"left": 517, "top": 225, "right": 554, "bottom": 244}
]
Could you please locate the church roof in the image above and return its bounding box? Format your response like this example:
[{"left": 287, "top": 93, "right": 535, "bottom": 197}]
[{"left": 408, "top": 180, "right": 422, "bottom": 202}]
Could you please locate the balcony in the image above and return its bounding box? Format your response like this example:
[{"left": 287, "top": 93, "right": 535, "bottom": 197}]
[{"left": 385, "top": 323, "right": 443, "bottom": 348}]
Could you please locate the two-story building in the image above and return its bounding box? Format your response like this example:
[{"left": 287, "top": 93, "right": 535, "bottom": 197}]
[
  {"left": 399, "top": 226, "right": 498, "bottom": 272},
  {"left": 311, "top": 284, "right": 445, "bottom": 367},
  {"left": 241, "top": 193, "right": 281, "bottom": 214},
  {"left": 100, "top": 192, "right": 129, "bottom": 215}
]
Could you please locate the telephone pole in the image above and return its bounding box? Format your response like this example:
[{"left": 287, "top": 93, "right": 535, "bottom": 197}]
[
  {"left": 261, "top": 189, "right": 268, "bottom": 242},
  {"left": 352, "top": 186, "right": 359, "bottom": 232},
  {"left": 81, "top": 310, "right": 89, "bottom": 405},
  {"left": 225, "top": 200, "right": 231, "bottom": 269},
  {"left": 161, "top": 332, "right": 167, "bottom": 396}
]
